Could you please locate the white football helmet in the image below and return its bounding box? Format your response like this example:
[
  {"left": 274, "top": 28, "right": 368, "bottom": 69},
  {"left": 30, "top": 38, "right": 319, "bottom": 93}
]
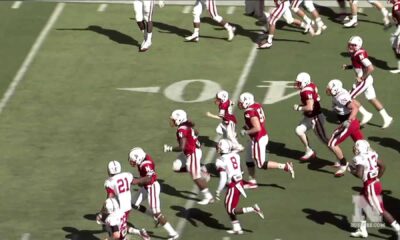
[
  {"left": 217, "top": 139, "right": 232, "bottom": 154},
  {"left": 108, "top": 160, "right": 121, "bottom": 175},
  {"left": 129, "top": 147, "right": 146, "bottom": 165},
  {"left": 104, "top": 197, "right": 120, "bottom": 214},
  {"left": 239, "top": 92, "right": 255, "bottom": 109},
  {"left": 326, "top": 79, "right": 343, "bottom": 96},
  {"left": 295, "top": 72, "right": 311, "bottom": 89},
  {"left": 348, "top": 36, "right": 363, "bottom": 53},
  {"left": 354, "top": 140, "right": 370, "bottom": 155},
  {"left": 216, "top": 90, "right": 229, "bottom": 103},
  {"left": 170, "top": 109, "right": 187, "bottom": 126}
]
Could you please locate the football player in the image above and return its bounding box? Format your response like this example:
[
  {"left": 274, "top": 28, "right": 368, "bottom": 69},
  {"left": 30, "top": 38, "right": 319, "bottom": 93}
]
[
  {"left": 293, "top": 72, "right": 328, "bottom": 161},
  {"left": 238, "top": 92, "right": 295, "bottom": 189},
  {"left": 326, "top": 79, "right": 364, "bottom": 177},
  {"left": 343, "top": 0, "right": 390, "bottom": 27},
  {"left": 133, "top": 0, "right": 164, "bottom": 52},
  {"left": 348, "top": 140, "right": 400, "bottom": 238},
  {"left": 291, "top": 0, "right": 327, "bottom": 35},
  {"left": 96, "top": 197, "right": 150, "bottom": 240},
  {"left": 206, "top": 90, "right": 244, "bottom": 152},
  {"left": 215, "top": 139, "right": 264, "bottom": 235},
  {"left": 390, "top": 0, "right": 400, "bottom": 74},
  {"left": 258, "top": 0, "right": 315, "bottom": 49},
  {"left": 129, "top": 147, "right": 179, "bottom": 240},
  {"left": 104, "top": 161, "right": 150, "bottom": 239},
  {"left": 164, "top": 109, "right": 214, "bottom": 205},
  {"left": 185, "top": 0, "right": 236, "bottom": 42},
  {"left": 343, "top": 36, "right": 393, "bottom": 128}
]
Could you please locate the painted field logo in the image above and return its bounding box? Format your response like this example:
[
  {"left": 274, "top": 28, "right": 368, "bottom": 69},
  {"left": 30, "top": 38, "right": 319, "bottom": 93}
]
[{"left": 351, "top": 195, "right": 384, "bottom": 228}]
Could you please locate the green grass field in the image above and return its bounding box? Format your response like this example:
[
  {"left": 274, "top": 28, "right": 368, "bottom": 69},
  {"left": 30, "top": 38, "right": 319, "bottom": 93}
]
[{"left": 0, "top": 1, "right": 399, "bottom": 240}]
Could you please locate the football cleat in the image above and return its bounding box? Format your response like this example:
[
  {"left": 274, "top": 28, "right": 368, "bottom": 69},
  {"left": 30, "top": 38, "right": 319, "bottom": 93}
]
[
  {"left": 167, "top": 234, "right": 179, "bottom": 240},
  {"left": 334, "top": 163, "right": 349, "bottom": 177},
  {"left": 383, "top": 16, "right": 391, "bottom": 28},
  {"left": 382, "top": 116, "right": 393, "bottom": 129},
  {"left": 304, "top": 22, "right": 315, "bottom": 36},
  {"left": 140, "top": 228, "right": 151, "bottom": 240},
  {"left": 344, "top": 18, "right": 358, "bottom": 28},
  {"left": 227, "top": 229, "right": 244, "bottom": 235},
  {"left": 300, "top": 149, "right": 316, "bottom": 161},
  {"left": 350, "top": 228, "right": 368, "bottom": 238},
  {"left": 185, "top": 33, "right": 199, "bottom": 42},
  {"left": 258, "top": 40, "right": 272, "bottom": 49},
  {"left": 227, "top": 26, "right": 236, "bottom": 41},
  {"left": 140, "top": 40, "right": 152, "bottom": 52},
  {"left": 360, "top": 112, "right": 373, "bottom": 126},
  {"left": 197, "top": 196, "right": 214, "bottom": 205},
  {"left": 243, "top": 179, "right": 258, "bottom": 189},
  {"left": 253, "top": 204, "right": 265, "bottom": 219},
  {"left": 284, "top": 162, "right": 295, "bottom": 179}
]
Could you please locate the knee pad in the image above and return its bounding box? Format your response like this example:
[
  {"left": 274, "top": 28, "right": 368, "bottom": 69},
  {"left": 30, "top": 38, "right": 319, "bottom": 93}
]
[
  {"left": 212, "top": 15, "right": 223, "bottom": 23},
  {"left": 295, "top": 125, "right": 307, "bottom": 136},
  {"left": 246, "top": 161, "right": 255, "bottom": 168},
  {"left": 304, "top": 1, "right": 316, "bottom": 12}
]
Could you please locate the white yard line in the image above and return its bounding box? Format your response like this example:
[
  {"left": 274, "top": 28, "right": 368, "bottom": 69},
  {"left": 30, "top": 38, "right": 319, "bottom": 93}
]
[
  {"left": 226, "top": 6, "right": 235, "bottom": 15},
  {"left": 21, "top": 233, "right": 30, "bottom": 240},
  {"left": 182, "top": 5, "right": 191, "bottom": 14},
  {"left": 0, "top": 3, "right": 65, "bottom": 116},
  {"left": 11, "top": 1, "right": 22, "bottom": 9},
  {"left": 175, "top": 44, "right": 259, "bottom": 235},
  {"left": 97, "top": 3, "right": 107, "bottom": 12}
]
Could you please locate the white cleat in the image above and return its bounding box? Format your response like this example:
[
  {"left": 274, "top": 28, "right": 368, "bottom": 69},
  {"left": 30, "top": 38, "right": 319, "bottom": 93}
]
[
  {"left": 140, "top": 228, "right": 151, "bottom": 240},
  {"left": 334, "top": 163, "right": 349, "bottom": 177},
  {"left": 227, "top": 26, "right": 236, "bottom": 41},
  {"left": 227, "top": 229, "right": 244, "bottom": 235},
  {"left": 344, "top": 18, "right": 358, "bottom": 28},
  {"left": 167, "top": 234, "right": 179, "bottom": 240},
  {"left": 382, "top": 116, "right": 393, "bottom": 129},
  {"left": 258, "top": 40, "right": 272, "bottom": 49},
  {"left": 140, "top": 40, "right": 152, "bottom": 52},
  {"left": 197, "top": 196, "right": 214, "bottom": 205},
  {"left": 360, "top": 112, "right": 373, "bottom": 126},
  {"left": 253, "top": 204, "right": 265, "bottom": 219},
  {"left": 284, "top": 162, "right": 295, "bottom": 179},
  {"left": 390, "top": 69, "right": 400, "bottom": 74},
  {"left": 185, "top": 33, "right": 199, "bottom": 42},
  {"left": 243, "top": 179, "right": 258, "bottom": 189},
  {"left": 383, "top": 16, "right": 391, "bottom": 27},
  {"left": 300, "top": 149, "right": 316, "bottom": 161},
  {"left": 350, "top": 228, "right": 368, "bottom": 238},
  {"left": 304, "top": 22, "right": 315, "bottom": 36}
]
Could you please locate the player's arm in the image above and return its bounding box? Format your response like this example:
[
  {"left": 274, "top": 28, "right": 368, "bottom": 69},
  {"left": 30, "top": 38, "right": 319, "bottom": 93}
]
[
  {"left": 377, "top": 159, "right": 386, "bottom": 178},
  {"left": 244, "top": 116, "right": 261, "bottom": 135},
  {"left": 342, "top": 63, "right": 354, "bottom": 70},
  {"left": 358, "top": 58, "right": 374, "bottom": 82},
  {"left": 206, "top": 111, "right": 222, "bottom": 120},
  {"left": 132, "top": 175, "right": 152, "bottom": 186},
  {"left": 350, "top": 164, "right": 364, "bottom": 179},
  {"left": 295, "top": 98, "right": 314, "bottom": 112}
]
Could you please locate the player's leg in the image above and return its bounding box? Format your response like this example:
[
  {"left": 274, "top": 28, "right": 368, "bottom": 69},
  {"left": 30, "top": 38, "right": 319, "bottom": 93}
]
[
  {"left": 225, "top": 187, "right": 244, "bottom": 234},
  {"left": 133, "top": 0, "right": 146, "bottom": 47},
  {"left": 304, "top": 0, "right": 327, "bottom": 34},
  {"left": 140, "top": 0, "right": 154, "bottom": 51},
  {"left": 295, "top": 117, "right": 316, "bottom": 161},
  {"left": 350, "top": 81, "right": 373, "bottom": 126},
  {"left": 258, "top": 1, "right": 288, "bottom": 48},
  {"left": 188, "top": 149, "right": 213, "bottom": 205},
  {"left": 364, "top": 84, "right": 393, "bottom": 128},
  {"left": 226, "top": 121, "right": 244, "bottom": 152},
  {"left": 205, "top": 0, "right": 236, "bottom": 41},
  {"left": 344, "top": 0, "right": 358, "bottom": 27},
  {"left": 328, "top": 126, "right": 349, "bottom": 176},
  {"left": 186, "top": 0, "right": 202, "bottom": 42},
  {"left": 313, "top": 113, "right": 329, "bottom": 144},
  {"left": 367, "top": 0, "right": 390, "bottom": 26},
  {"left": 132, "top": 187, "right": 153, "bottom": 216}
]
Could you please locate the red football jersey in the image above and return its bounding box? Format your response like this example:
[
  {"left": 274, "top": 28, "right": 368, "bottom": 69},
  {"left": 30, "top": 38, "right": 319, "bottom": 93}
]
[
  {"left": 393, "top": 2, "right": 400, "bottom": 25},
  {"left": 243, "top": 103, "right": 268, "bottom": 141},
  {"left": 351, "top": 48, "right": 369, "bottom": 69},
  {"left": 300, "top": 82, "right": 322, "bottom": 118},
  {"left": 137, "top": 154, "right": 157, "bottom": 186},
  {"left": 176, "top": 122, "right": 200, "bottom": 155},
  {"left": 218, "top": 99, "right": 237, "bottom": 124}
]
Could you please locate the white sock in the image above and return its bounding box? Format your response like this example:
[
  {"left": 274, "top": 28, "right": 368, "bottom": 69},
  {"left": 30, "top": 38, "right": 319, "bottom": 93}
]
[
  {"left": 267, "top": 34, "right": 273, "bottom": 43},
  {"left": 201, "top": 188, "right": 212, "bottom": 198},
  {"left": 306, "top": 146, "right": 312, "bottom": 152},
  {"left": 316, "top": 17, "right": 324, "bottom": 26},
  {"left": 232, "top": 220, "right": 242, "bottom": 231},
  {"left": 391, "top": 221, "right": 400, "bottom": 231},
  {"left": 352, "top": 15, "right": 358, "bottom": 21},
  {"left": 379, "top": 109, "right": 391, "bottom": 119},
  {"left": 223, "top": 23, "right": 232, "bottom": 30},
  {"left": 358, "top": 106, "right": 371, "bottom": 116},
  {"left": 163, "top": 222, "right": 178, "bottom": 236},
  {"left": 129, "top": 227, "right": 141, "bottom": 235},
  {"left": 243, "top": 207, "right": 255, "bottom": 213},
  {"left": 300, "top": 22, "right": 307, "bottom": 29},
  {"left": 194, "top": 28, "right": 200, "bottom": 34},
  {"left": 360, "top": 220, "right": 367, "bottom": 231},
  {"left": 303, "top": 16, "right": 311, "bottom": 24},
  {"left": 381, "top": 8, "right": 388, "bottom": 16}
]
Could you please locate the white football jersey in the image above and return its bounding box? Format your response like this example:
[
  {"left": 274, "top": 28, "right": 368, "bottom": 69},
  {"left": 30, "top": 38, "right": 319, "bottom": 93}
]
[
  {"left": 353, "top": 150, "right": 379, "bottom": 182},
  {"left": 215, "top": 152, "right": 242, "bottom": 184},
  {"left": 332, "top": 89, "right": 352, "bottom": 116},
  {"left": 105, "top": 210, "right": 127, "bottom": 240},
  {"left": 104, "top": 172, "right": 133, "bottom": 213}
]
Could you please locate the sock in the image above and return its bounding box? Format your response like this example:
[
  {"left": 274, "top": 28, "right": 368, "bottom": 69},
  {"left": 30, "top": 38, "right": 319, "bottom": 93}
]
[
  {"left": 146, "top": 32, "right": 152, "bottom": 41},
  {"left": 201, "top": 188, "right": 212, "bottom": 198},
  {"left": 129, "top": 227, "right": 140, "bottom": 235},
  {"left": 243, "top": 207, "right": 255, "bottom": 213},
  {"left": 351, "top": 15, "right": 358, "bottom": 21},
  {"left": 381, "top": 8, "right": 388, "bottom": 17},
  {"left": 379, "top": 109, "right": 390, "bottom": 119},
  {"left": 267, "top": 34, "right": 273, "bottom": 43},
  {"left": 303, "top": 16, "right": 312, "bottom": 24},
  {"left": 360, "top": 220, "right": 367, "bottom": 231},
  {"left": 391, "top": 221, "right": 400, "bottom": 231},
  {"left": 358, "top": 106, "right": 371, "bottom": 116},
  {"left": 232, "top": 220, "right": 242, "bottom": 231},
  {"left": 223, "top": 22, "right": 232, "bottom": 30},
  {"left": 316, "top": 17, "right": 324, "bottom": 27},
  {"left": 278, "top": 163, "right": 285, "bottom": 170},
  {"left": 306, "top": 146, "right": 312, "bottom": 152},
  {"left": 300, "top": 22, "right": 307, "bottom": 29},
  {"left": 340, "top": 157, "right": 347, "bottom": 166},
  {"left": 163, "top": 222, "right": 178, "bottom": 236},
  {"left": 194, "top": 28, "right": 200, "bottom": 34}
]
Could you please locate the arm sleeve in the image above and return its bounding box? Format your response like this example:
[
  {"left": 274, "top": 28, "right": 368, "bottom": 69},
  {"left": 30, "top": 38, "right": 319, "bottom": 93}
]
[{"left": 217, "top": 171, "right": 228, "bottom": 193}]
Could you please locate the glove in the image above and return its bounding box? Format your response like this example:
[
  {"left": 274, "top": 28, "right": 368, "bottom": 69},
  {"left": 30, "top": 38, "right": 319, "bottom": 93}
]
[
  {"left": 158, "top": 0, "right": 165, "bottom": 8},
  {"left": 96, "top": 213, "right": 104, "bottom": 225},
  {"left": 215, "top": 190, "right": 221, "bottom": 201},
  {"left": 293, "top": 104, "right": 301, "bottom": 111},
  {"left": 240, "top": 129, "right": 247, "bottom": 136},
  {"left": 164, "top": 144, "right": 173, "bottom": 152},
  {"left": 342, "top": 120, "right": 350, "bottom": 128}
]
